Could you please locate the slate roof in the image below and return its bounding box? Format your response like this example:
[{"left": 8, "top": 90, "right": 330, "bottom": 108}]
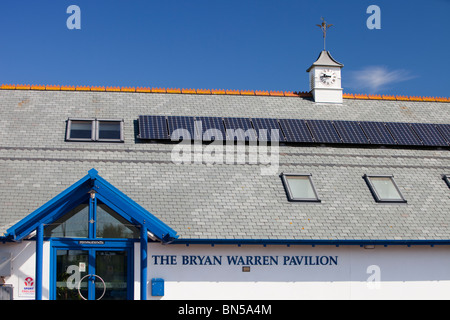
[{"left": 0, "top": 88, "right": 449, "bottom": 241}]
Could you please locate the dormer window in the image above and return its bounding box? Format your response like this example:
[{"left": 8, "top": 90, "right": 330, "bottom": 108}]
[{"left": 66, "top": 118, "right": 124, "bottom": 142}]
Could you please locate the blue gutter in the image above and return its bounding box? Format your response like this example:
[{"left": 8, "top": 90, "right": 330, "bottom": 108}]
[{"left": 171, "top": 238, "right": 450, "bottom": 246}]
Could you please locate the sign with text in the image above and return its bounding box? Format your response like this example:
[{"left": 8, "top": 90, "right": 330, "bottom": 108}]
[
  {"left": 78, "top": 240, "right": 105, "bottom": 245},
  {"left": 151, "top": 255, "right": 338, "bottom": 266},
  {"left": 19, "top": 276, "right": 35, "bottom": 297}
]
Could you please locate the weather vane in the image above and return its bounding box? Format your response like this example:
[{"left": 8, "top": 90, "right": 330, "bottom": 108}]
[{"left": 316, "top": 17, "right": 333, "bottom": 51}]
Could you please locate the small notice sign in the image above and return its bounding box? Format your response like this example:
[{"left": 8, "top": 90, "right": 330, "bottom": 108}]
[
  {"left": 78, "top": 240, "right": 105, "bottom": 245},
  {"left": 19, "top": 276, "right": 35, "bottom": 297}
]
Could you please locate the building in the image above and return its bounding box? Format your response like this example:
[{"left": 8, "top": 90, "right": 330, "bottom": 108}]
[{"left": 0, "top": 50, "right": 449, "bottom": 300}]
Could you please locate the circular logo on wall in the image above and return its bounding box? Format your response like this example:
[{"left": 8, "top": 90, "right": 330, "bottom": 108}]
[{"left": 24, "top": 277, "right": 34, "bottom": 287}]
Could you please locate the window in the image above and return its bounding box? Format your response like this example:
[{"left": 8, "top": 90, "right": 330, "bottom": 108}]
[
  {"left": 44, "top": 203, "right": 89, "bottom": 238},
  {"left": 363, "top": 174, "right": 407, "bottom": 203},
  {"left": 68, "top": 120, "right": 95, "bottom": 140},
  {"left": 281, "top": 173, "right": 321, "bottom": 202},
  {"left": 96, "top": 202, "right": 139, "bottom": 238},
  {"left": 44, "top": 201, "right": 139, "bottom": 239},
  {"left": 443, "top": 175, "right": 450, "bottom": 188},
  {"left": 66, "top": 118, "right": 124, "bottom": 142}
]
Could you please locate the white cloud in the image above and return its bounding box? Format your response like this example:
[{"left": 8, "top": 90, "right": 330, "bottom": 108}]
[{"left": 345, "top": 66, "right": 416, "bottom": 93}]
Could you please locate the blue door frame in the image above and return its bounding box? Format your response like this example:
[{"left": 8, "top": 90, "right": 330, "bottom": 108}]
[{"left": 50, "top": 238, "right": 136, "bottom": 300}]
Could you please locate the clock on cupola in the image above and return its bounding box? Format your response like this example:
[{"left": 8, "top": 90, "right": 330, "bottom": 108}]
[{"left": 306, "top": 18, "right": 344, "bottom": 104}]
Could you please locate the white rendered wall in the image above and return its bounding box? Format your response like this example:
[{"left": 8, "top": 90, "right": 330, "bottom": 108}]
[
  {"left": 2, "top": 242, "right": 450, "bottom": 300},
  {"left": 146, "top": 244, "right": 450, "bottom": 300},
  {"left": 0, "top": 241, "right": 50, "bottom": 300}
]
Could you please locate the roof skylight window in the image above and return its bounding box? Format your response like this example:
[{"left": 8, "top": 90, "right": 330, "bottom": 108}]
[
  {"left": 443, "top": 175, "right": 450, "bottom": 188},
  {"left": 363, "top": 174, "right": 407, "bottom": 203},
  {"left": 281, "top": 173, "right": 321, "bottom": 202},
  {"left": 66, "top": 118, "right": 124, "bottom": 142},
  {"left": 67, "top": 119, "right": 95, "bottom": 141}
]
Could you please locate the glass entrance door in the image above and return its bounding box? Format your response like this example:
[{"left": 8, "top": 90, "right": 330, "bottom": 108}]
[
  {"left": 94, "top": 251, "right": 128, "bottom": 300},
  {"left": 56, "top": 250, "right": 89, "bottom": 300},
  {"left": 55, "top": 248, "right": 131, "bottom": 300}
]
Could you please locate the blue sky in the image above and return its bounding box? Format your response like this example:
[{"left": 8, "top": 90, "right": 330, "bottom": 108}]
[{"left": 0, "top": 0, "right": 449, "bottom": 97}]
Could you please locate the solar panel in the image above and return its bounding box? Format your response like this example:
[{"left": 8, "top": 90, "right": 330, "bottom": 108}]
[
  {"left": 251, "top": 118, "right": 284, "bottom": 142},
  {"left": 385, "top": 122, "right": 422, "bottom": 146},
  {"left": 333, "top": 121, "right": 370, "bottom": 144},
  {"left": 359, "top": 121, "right": 396, "bottom": 145},
  {"left": 139, "top": 114, "right": 450, "bottom": 149},
  {"left": 306, "top": 120, "right": 342, "bottom": 144},
  {"left": 224, "top": 117, "right": 257, "bottom": 141},
  {"left": 435, "top": 124, "right": 450, "bottom": 146},
  {"left": 138, "top": 115, "right": 169, "bottom": 140},
  {"left": 278, "top": 119, "right": 314, "bottom": 143},
  {"left": 410, "top": 123, "right": 448, "bottom": 147},
  {"left": 167, "top": 116, "right": 198, "bottom": 141},
  {"left": 195, "top": 116, "right": 226, "bottom": 141}
]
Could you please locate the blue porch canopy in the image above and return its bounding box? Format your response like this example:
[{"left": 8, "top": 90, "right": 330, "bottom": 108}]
[
  {"left": 5, "top": 168, "right": 178, "bottom": 243},
  {"left": 4, "top": 168, "right": 178, "bottom": 300}
]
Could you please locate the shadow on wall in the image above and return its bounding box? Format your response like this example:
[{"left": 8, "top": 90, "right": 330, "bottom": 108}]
[{"left": 2, "top": 241, "right": 49, "bottom": 299}]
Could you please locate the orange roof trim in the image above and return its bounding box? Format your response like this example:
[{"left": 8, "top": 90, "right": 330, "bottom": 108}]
[
  {"left": 76, "top": 86, "right": 91, "bottom": 91},
  {"left": 16, "top": 84, "right": 31, "bottom": 90},
  {"left": 197, "top": 89, "right": 211, "bottom": 94},
  {"left": 166, "top": 88, "right": 181, "bottom": 94},
  {"left": 182, "top": 88, "right": 196, "bottom": 94},
  {"left": 46, "top": 85, "right": 60, "bottom": 91},
  {"left": 136, "top": 87, "right": 151, "bottom": 93},
  {"left": 91, "top": 86, "right": 106, "bottom": 92},
  {"left": 0, "top": 84, "right": 448, "bottom": 103},
  {"left": 31, "top": 84, "right": 45, "bottom": 90},
  {"left": 106, "top": 86, "right": 121, "bottom": 92}
]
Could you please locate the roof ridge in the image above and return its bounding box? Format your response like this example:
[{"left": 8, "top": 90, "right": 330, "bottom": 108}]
[{"left": 1, "top": 84, "right": 449, "bottom": 103}]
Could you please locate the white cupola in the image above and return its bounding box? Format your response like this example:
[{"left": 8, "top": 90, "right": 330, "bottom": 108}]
[
  {"left": 306, "top": 50, "right": 344, "bottom": 104},
  {"left": 306, "top": 18, "right": 344, "bottom": 104}
]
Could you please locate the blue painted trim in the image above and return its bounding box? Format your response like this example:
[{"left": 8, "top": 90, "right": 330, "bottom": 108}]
[
  {"left": 140, "top": 225, "right": 148, "bottom": 300},
  {"left": 49, "top": 245, "right": 56, "bottom": 300},
  {"left": 6, "top": 174, "right": 92, "bottom": 241},
  {"left": 95, "top": 194, "right": 134, "bottom": 223},
  {"left": 50, "top": 238, "right": 137, "bottom": 248},
  {"left": 88, "top": 168, "right": 98, "bottom": 179},
  {"left": 35, "top": 224, "right": 43, "bottom": 300},
  {"left": 89, "top": 196, "right": 96, "bottom": 239},
  {"left": 92, "top": 174, "right": 178, "bottom": 242},
  {"left": 40, "top": 193, "right": 88, "bottom": 228},
  {"left": 171, "top": 238, "right": 450, "bottom": 246},
  {"left": 88, "top": 249, "right": 95, "bottom": 301},
  {"left": 49, "top": 239, "right": 135, "bottom": 300},
  {"left": 5, "top": 169, "right": 178, "bottom": 243}
]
